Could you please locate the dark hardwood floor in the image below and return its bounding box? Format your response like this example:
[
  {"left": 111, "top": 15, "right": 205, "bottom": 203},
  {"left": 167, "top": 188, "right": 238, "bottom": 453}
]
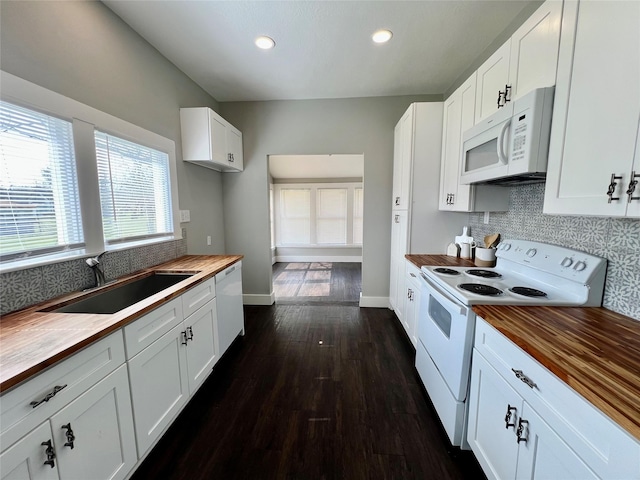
[
  {"left": 272, "top": 262, "right": 362, "bottom": 305},
  {"left": 131, "top": 265, "right": 485, "bottom": 480}
]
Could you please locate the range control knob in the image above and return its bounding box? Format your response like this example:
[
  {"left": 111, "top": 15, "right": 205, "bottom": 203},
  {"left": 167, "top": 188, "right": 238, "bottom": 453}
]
[
  {"left": 526, "top": 248, "right": 537, "bottom": 258},
  {"left": 573, "top": 261, "right": 587, "bottom": 272},
  {"left": 560, "top": 257, "right": 573, "bottom": 268},
  {"left": 501, "top": 243, "right": 512, "bottom": 251}
]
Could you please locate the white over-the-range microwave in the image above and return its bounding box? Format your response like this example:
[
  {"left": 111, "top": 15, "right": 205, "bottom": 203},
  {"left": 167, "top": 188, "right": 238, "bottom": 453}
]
[{"left": 460, "top": 86, "right": 554, "bottom": 186}]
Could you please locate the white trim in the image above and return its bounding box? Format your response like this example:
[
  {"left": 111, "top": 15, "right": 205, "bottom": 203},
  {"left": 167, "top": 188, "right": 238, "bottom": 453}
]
[
  {"left": 359, "top": 295, "right": 390, "bottom": 308},
  {"left": 242, "top": 293, "right": 275, "bottom": 305},
  {"left": 275, "top": 255, "right": 362, "bottom": 263}
]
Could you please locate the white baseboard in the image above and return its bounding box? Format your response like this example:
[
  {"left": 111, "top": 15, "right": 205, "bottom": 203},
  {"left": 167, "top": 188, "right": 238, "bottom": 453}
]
[
  {"left": 275, "top": 255, "right": 362, "bottom": 263},
  {"left": 243, "top": 293, "right": 275, "bottom": 305},
  {"left": 359, "top": 295, "right": 390, "bottom": 308}
]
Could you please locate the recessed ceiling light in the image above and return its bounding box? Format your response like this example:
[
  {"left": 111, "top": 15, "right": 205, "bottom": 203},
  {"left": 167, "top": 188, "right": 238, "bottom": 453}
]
[
  {"left": 372, "top": 29, "right": 393, "bottom": 44},
  {"left": 255, "top": 36, "right": 275, "bottom": 50}
]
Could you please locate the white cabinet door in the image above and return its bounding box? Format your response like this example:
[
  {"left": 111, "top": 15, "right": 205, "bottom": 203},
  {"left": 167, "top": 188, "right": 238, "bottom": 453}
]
[
  {"left": 1, "top": 422, "right": 59, "bottom": 480},
  {"left": 51, "top": 365, "right": 136, "bottom": 480},
  {"left": 128, "top": 323, "right": 189, "bottom": 456},
  {"left": 226, "top": 125, "right": 243, "bottom": 171},
  {"left": 185, "top": 299, "right": 218, "bottom": 393},
  {"left": 208, "top": 109, "right": 228, "bottom": 167},
  {"left": 475, "top": 40, "right": 512, "bottom": 123},
  {"left": 439, "top": 74, "right": 476, "bottom": 211},
  {"left": 403, "top": 262, "right": 421, "bottom": 347},
  {"left": 544, "top": 1, "right": 640, "bottom": 216},
  {"left": 508, "top": 0, "right": 562, "bottom": 101},
  {"left": 515, "top": 405, "right": 598, "bottom": 480},
  {"left": 468, "top": 351, "right": 521, "bottom": 480},
  {"left": 389, "top": 211, "right": 408, "bottom": 314},
  {"left": 392, "top": 106, "right": 414, "bottom": 211}
]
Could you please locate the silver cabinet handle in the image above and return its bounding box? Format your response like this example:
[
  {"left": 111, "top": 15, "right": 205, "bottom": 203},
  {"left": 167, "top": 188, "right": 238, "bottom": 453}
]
[
  {"left": 394, "top": 215, "right": 399, "bottom": 223},
  {"left": 607, "top": 173, "right": 623, "bottom": 203},
  {"left": 627, "top": 171, "right": 639, "bottom": 203},
  {"left": 511, "top": 369, "right": 537, "bottom": 389},
  {"left": 395, "top": 196, "right": 400, "bottom": 206},
  {"left": 30, "top": 384, "right": 67, "bottom": 408}
]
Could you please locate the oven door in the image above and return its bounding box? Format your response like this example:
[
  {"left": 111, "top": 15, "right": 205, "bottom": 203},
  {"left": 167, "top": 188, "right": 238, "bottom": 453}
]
[{"left": 417, "top": 273, "right": 475, "bottom": 401}]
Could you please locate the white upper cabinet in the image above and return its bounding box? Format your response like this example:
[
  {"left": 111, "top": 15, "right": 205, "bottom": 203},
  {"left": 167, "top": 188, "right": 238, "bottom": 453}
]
[
  {"left": 544, "top": 0, "right": 640, "bottom": 217},
  {"left": 439, "top": 73, "right": 509, "bottom": 212},
  {"left": 180, "top": 107, "right": 244, "bottom": 172},
  {"left": 475, "top": 1, "right": 562, "bottom": 123},
  {"left": 391, "top": 107, "right": 414, "bottom": 211}
]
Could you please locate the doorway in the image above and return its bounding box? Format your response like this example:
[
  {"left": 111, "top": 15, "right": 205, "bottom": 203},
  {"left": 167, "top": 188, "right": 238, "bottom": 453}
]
[{"left": 268, "top": 154, "right": 364, "bottom": 305}]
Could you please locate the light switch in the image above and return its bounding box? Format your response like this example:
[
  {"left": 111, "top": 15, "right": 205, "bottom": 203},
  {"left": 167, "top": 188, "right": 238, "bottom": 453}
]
[{"left": 180, "top": 210, "right": 191, "bottom": 222}]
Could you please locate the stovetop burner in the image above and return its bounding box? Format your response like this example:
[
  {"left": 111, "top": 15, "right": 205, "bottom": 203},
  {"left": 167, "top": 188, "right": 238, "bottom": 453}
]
[
  {"left": 433, "top": 268, "right": 460, "bottom": 276},
  {"left": 509, "top": 286, "right": 547, "bottom": 298},
  {"left": 466, "top": 269, "right": 502, "bottom": 279},
  {"left": 458, "top": 283, "right": 503, "bottom": 296}
]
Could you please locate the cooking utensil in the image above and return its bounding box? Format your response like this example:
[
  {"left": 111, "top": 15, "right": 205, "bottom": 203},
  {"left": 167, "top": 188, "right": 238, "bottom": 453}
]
[{"left": 484, "top": 233, "right": 500, "bottom": 248}]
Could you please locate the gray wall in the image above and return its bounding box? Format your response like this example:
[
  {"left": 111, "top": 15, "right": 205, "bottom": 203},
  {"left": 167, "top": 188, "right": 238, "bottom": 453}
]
[
  {"left": 220, "top": 96, "right": 440, "bottom": 300},
  {"left": 0, "top": 0, "right": 225, "bottom": 255}
]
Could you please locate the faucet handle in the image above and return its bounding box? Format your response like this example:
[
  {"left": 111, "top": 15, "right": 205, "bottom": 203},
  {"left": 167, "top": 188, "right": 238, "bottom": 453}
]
[{"left": 86, "top": 252, "right": 106, "bottom": 267}]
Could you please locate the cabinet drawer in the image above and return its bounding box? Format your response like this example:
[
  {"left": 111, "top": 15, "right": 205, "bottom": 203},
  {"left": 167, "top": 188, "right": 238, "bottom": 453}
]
[
  {"left": 124, "top": 296, "right": 183, "bottom": 359},
  {"left": 0, "top": 331, "right": 125, "bottom": 450},
  {"left": 182, "top": 277, "right": 215, "bottom": 318},
  {"left": 405, "top": 260, "right": 421, "bottom": 288},
  {"left": 474, "top": 317, "right": 640, "bottom": 479}
]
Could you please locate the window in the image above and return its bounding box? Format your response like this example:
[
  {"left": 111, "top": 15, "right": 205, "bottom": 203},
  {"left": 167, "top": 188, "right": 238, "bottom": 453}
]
[
  {"left": 279, "top": 188, "right": 311, "bottom": 245},
  {"left": 317, "top": 188, "right": 347, "bottom": 244},
  {"left": 353, "top": 187, "right": 363, "bottom": 245},
  {"left": 95, "top": 132, "right": 173, "bottom": 245},
  {"left": 0, "top": 72, "right": 180, "bottom": 270},
  {"left": 274, "top": 183, "right": 362, "bottom": 247},
  {"left": 0, "top": 101, "right": 84, "bottom": 261}
]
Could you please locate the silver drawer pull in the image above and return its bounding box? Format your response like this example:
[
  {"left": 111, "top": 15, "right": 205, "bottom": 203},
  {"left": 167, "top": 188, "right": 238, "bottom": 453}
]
[
  {"left": 30, "top": 384, "right": 67, "bottom": 408},
  {"left": 511, "top": 369, "right": 537, "bottom": 389}
]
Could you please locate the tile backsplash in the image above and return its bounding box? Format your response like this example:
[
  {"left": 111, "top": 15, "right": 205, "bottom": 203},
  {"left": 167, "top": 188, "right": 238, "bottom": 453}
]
[
  {"left": 468, "top": 183, "right": 640, "bottom": 321},
  {"left": 0, "top": 237, "right": 188, "bottom": 316}
]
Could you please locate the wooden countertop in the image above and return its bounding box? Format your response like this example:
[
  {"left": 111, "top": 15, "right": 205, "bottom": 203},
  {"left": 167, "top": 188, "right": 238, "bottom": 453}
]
[
  {"left": 0, "top": 255, "right": 242, "bottom": 393},
  {"left": 406, "top": 254, "right": 640, "bottom": 442}
]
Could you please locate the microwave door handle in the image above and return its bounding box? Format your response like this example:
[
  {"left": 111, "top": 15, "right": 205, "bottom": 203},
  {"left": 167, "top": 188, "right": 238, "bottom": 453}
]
[
  {"left": 497, "top": 119, "right": 511, "bottom": 165},
  {"left": 420, "top": 273, "right": 468, "bottom": 316}
]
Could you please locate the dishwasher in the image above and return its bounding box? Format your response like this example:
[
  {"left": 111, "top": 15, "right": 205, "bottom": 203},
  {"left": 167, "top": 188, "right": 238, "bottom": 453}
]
[{"left": 215, "top": 261, "right": 245, "bottom": 355}]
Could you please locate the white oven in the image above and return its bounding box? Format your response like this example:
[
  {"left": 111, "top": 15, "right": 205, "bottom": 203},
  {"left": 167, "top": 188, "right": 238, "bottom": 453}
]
[
  {"left": 413, "top": 240, "right": 607, "bottom": 451},
  {"left": 415, "top": 273, "right": 475, "bottom": 448}
]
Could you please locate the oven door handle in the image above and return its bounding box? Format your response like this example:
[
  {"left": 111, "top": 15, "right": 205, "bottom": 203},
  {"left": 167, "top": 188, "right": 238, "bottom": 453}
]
[{"left": 420, "top": 273, "right": 468, "bottom": 316}]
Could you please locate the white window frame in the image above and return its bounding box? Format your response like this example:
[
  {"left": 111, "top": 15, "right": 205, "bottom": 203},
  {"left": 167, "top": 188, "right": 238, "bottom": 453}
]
[
  {"left": 274, "top": 182, "right": 362, "bottom": 247},
  {"left": 0, "top": 71, "right": 181, "bottom": 272}
]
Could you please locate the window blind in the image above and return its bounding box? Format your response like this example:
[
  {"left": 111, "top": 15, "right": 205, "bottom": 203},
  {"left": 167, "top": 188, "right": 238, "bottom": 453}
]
[
  {"left": 353, "top": 187, "right": 363, "bottom": 245},
  {"left": 279, "top": 188, "right": 310, "bottom": 244},
  {"left": 94, "top": 131, "right": 173, "bottom": 245},
  {"left": 317, "top": 188, "right": 347, "bottom": 244},
  {"left": 0, "top": 101, "right": 84, "bottom": 260}
]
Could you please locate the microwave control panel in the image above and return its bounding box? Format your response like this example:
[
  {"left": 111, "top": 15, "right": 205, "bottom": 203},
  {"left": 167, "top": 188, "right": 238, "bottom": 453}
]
[{"left": 511, "top": 113, "right": 529, "bottom": 163}]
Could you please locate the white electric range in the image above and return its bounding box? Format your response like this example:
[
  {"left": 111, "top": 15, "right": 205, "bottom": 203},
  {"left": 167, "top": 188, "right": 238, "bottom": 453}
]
[{"left": 414, "top": 239, "right": 607, "bottom": 450}]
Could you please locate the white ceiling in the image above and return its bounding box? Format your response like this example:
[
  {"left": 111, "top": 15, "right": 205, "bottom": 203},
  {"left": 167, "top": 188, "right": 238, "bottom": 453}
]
[
  {"left": 102, "top": 0, "right": 538, "bottom": 102},
  {"left": 269, "top": 154, "right": 364, "bottom": 179}
]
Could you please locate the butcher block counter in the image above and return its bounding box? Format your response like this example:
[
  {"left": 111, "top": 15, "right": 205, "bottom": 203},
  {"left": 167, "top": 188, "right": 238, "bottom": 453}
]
[
  {"left": 0, "top": 255, "right": 242, "bottom": 393},
  {"left": 406, "top": 253, "right": 640, "bottom": 443}
]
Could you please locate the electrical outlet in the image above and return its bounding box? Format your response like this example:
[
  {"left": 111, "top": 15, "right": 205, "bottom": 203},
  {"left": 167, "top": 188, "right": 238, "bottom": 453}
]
[
  {"left": 207, "top": 235, "right": 211, "bottom": 246},
  {"left": 179, "top": 210, "right": 191, "bottom": 223},
  {"left": 484, "top": 211, "right": 490, "bottom": 224}
]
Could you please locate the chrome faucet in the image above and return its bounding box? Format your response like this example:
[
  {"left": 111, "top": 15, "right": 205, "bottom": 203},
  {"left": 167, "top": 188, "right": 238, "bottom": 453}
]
[{"left": 86, "top": 252, "right": 106, "bottom": 288}]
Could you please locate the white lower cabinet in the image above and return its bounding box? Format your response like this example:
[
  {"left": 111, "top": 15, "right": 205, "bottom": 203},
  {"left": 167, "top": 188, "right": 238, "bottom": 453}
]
[
  {"left": 51, "top": 365, "right": 136, "bottom": 480},
  {"left": 127, "top": 322, "right": 190, "bottom": 456},
  {"left": 469, "top": 317, "right": 640, "bottom": 480},
  {"left": 184, "top": 299, "right": 219, "bottom": 392},
  {"left": 468, "top": 352, "right": 597, "bottom": 480},
  {"left": 0, "top": 422, "right": 59, "bottom": 480},
  {"left": 215, "top": 263, "right": 244, "bottom": 357},
  {"left": 402, "top": 261, "right": 421, "bottom": 347},
  {"left": 1, "top": 365, "right": 135, "bottom": 480}
]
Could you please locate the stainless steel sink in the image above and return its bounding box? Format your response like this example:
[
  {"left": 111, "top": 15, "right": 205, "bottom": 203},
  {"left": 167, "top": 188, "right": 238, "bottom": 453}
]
[{"left": 44, "top": 273, "right": 194, "bottom": 314}]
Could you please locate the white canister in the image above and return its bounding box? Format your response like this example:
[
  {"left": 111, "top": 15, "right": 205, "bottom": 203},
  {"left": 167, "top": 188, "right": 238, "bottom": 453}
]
[
  {"left": 475, "top": 247, "right": 496, "bottom": 266},
  {"left": 460, "top": 242, "right": 475, "bottom": 259}
]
